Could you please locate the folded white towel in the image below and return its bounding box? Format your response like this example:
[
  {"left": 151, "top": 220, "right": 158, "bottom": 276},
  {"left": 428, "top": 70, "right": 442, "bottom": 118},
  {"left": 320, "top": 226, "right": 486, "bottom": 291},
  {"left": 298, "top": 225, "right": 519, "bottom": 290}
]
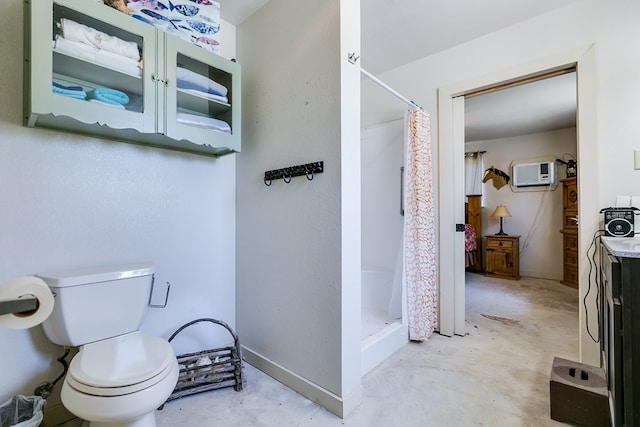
[
  {"left": 54, "top": 36, "right": 142, "bottom": 77},
  {"left": 177, "top": 112, "right": 231, "bottom": 134},
  {"left": 53, "top": 35, "right": 97, "bottom": 59},
  {"left": 59, "top": 18, "right": 140, "bottom": 61},
  {"left": 95, "top": 48, "right": 142, "bottom": 77}
]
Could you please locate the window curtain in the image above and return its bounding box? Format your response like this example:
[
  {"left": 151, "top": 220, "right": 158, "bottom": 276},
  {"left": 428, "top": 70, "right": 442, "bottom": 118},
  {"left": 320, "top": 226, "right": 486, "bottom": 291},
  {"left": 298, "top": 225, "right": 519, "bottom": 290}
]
[
  {"left": 465, "top": 152, "right": 484, "bottom": 196},
  {"left": 404, "top": 107, "right": 437, "bottom": 341}
]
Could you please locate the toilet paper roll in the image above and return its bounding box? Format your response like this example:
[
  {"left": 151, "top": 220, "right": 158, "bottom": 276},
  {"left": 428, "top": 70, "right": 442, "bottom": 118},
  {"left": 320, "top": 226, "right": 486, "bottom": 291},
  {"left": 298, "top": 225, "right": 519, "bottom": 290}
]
[{"left": 0, "top": 276, "right": 54, "bottom": 329}]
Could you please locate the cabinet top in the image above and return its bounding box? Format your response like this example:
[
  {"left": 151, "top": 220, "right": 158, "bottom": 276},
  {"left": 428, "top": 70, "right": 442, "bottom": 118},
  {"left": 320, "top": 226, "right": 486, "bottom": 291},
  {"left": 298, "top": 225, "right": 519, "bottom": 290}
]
[
  {"left": 486, "top": 235, "right": 520, "bottom": 239},
  {"left": 602, "top": 236, "right": 640, "bottom": 258}
]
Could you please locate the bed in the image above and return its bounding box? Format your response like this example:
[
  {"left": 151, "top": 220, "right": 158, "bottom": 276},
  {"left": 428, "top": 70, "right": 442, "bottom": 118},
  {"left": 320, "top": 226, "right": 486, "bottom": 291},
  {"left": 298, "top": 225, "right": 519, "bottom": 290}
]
[{"left": 465, "top": 195, "right": 482, "bottom": 271}]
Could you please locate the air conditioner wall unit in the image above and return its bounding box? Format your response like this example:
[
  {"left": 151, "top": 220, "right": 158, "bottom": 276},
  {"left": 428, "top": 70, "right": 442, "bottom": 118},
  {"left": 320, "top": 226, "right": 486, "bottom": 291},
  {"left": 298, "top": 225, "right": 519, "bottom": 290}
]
[{"left": 512, "top": 161, "right": 556, "bottom": 187}]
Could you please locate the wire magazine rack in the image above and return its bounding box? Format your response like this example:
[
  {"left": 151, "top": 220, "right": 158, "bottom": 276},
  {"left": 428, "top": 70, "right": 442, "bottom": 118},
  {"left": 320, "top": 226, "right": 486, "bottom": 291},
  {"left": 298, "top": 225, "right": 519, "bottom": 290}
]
[{"left": 164, "top": 318, "right": 244, "bottom": 404}]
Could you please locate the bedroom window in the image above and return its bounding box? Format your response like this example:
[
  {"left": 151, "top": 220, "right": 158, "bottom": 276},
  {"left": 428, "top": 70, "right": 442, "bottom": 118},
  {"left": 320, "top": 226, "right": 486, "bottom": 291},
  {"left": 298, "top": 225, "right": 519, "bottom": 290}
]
[{"left": 465, "top": 151, "right": 484, "bottom": 199}]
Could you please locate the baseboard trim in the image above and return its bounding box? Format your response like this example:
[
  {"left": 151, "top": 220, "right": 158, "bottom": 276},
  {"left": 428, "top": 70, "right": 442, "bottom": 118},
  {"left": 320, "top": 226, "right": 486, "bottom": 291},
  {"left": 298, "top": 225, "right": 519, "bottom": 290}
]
[
  {"left": 43, "top": 402, "right": 75, "bottom": 427},
  {"left": 241, "top": 346, "right": 362, "bottom": 418}
]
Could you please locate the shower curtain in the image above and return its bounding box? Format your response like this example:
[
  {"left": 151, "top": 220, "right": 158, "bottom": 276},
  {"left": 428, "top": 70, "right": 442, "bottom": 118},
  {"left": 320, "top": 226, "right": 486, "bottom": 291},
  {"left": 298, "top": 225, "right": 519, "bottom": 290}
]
[{"left": 404, "top": 107, "right": 437, "bottom": 341}]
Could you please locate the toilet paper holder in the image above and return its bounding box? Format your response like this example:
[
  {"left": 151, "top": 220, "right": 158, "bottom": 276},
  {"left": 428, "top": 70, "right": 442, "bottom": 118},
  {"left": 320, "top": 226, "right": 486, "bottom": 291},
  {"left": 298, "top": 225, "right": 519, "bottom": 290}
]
[{"left": 0, "top": 296, "right": 38, "bottom": 316}]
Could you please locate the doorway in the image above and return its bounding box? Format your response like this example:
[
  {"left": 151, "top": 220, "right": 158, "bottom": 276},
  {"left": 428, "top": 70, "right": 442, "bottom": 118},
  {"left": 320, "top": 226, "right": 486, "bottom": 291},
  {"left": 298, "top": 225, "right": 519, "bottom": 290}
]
[
  {"left": 464, "top": 71, "right": 577, "bottom": 282},
  {"left": 437, "top": 45, "right": 600, "bottom": 365}
]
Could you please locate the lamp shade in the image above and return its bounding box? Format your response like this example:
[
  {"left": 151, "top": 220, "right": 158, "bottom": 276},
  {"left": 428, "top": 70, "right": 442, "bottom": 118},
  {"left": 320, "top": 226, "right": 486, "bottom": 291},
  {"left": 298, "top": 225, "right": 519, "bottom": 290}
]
[{"left": 491, "top": 205, "right": 511, "bottom": 218}]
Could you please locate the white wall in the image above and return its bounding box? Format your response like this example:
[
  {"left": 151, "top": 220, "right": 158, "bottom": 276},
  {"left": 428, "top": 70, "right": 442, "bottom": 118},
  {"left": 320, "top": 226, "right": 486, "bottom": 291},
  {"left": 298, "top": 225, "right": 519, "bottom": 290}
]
[
  {"left": 363, "top": 0, "right": 640, "bottom": 365},
  {"left": 467, "top": 128, "right": 577, "bottom": 279},
  {"left": 235, "top": 0, "right": 361, "bottom": 417},
  {"left": 0, "top": 0, "right": 237, "bottom": 407},
  {"left": 361, "top": 120, "right": 404, "bottom": 272}
]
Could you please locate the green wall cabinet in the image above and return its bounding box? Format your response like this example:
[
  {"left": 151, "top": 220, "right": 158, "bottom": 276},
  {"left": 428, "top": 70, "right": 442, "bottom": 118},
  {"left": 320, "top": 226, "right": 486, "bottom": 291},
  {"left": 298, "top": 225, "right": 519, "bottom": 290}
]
[{"left": 24, "top": 0, "right": 241, "bottom": 157}]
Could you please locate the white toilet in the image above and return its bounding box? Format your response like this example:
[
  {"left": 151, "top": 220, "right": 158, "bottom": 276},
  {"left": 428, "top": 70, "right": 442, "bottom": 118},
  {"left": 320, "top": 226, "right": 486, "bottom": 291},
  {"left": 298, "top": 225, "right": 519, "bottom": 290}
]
[{"left": 38, "top": 263, "right": 179, "bottom": 427}]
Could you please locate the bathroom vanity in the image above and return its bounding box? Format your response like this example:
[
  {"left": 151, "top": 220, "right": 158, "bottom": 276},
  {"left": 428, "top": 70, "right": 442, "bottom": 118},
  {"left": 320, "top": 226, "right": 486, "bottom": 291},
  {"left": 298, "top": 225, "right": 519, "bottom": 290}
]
[{"left": 600, "top": 237, "right": 640, "bottom": 426}]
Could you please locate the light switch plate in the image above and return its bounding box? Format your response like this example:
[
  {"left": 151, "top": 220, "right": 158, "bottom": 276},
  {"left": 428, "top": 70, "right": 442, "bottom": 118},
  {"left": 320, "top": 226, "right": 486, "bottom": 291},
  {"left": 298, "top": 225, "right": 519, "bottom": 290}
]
[{"left": 635, "top": 150, "right": 640, "bottom": 170}]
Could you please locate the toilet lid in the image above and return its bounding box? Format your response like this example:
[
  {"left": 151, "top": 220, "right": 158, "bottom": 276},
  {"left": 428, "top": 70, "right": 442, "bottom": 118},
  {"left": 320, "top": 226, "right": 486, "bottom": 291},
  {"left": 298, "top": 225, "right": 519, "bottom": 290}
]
[
  {"left": 68, "top": 331, "right": 175, "bottom": 390},
  {"left": 67, "top": 360, "right": 174, "bottom": 396}
]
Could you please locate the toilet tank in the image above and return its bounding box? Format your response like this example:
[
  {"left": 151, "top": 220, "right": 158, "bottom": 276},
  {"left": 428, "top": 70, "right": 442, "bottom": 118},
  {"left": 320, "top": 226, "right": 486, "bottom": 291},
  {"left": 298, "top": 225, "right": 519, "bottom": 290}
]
[{"left": 38, "top": 263, "right": 155, "bottom": 347}]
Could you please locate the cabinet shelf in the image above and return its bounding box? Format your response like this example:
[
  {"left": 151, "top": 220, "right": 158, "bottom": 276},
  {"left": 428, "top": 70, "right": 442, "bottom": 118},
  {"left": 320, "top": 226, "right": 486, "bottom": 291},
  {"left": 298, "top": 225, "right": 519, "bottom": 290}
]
[
  {"left": 52, "top": 49, "right": 143, "bottom": 94},
  {"left": 176, "top": 89, "right": 231, "bottom": 117}
]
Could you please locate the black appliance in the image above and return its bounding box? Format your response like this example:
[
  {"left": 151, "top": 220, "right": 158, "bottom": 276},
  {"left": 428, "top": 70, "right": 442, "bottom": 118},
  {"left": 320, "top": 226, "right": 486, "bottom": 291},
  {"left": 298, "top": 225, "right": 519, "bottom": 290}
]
[{"left": 600, "top": 207, "right": 637, "bottom": 237}]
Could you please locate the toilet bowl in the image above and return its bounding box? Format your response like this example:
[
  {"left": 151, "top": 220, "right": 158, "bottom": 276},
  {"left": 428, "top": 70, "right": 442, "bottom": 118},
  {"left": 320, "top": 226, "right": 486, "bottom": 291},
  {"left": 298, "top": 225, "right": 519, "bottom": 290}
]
[
  {"left": 38, "top": 263, "right": 178, "bottom": 427},
  {"left": 61, "top": 332, "right": 179, "bottom": 427}
]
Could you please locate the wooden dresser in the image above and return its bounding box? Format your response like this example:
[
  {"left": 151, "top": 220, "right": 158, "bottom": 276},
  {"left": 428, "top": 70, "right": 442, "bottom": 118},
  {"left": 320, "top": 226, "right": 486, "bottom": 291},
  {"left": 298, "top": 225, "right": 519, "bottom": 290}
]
[
  {"left": 485, "top": 235, "right": 520, "bottom": 280},
  {"left": 560, "top": 177, "right": 578, "bottom": 288}
]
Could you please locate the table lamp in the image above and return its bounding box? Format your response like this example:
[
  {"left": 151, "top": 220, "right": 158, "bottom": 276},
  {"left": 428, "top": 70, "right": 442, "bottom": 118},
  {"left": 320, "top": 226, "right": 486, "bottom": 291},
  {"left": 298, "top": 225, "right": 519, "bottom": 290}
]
[{"left": 491, "top": 205, "right": 511, "bottom": 235}]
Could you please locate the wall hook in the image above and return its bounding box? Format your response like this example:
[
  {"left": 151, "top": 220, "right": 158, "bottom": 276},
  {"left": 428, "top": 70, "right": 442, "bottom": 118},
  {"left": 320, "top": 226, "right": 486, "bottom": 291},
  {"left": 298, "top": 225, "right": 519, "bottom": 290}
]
[
  {"left": 347, "top": 52, "right": 360, "bottom": 64},
  {"left": 264, "top": 161, "right": 324, "bottom": 186}
]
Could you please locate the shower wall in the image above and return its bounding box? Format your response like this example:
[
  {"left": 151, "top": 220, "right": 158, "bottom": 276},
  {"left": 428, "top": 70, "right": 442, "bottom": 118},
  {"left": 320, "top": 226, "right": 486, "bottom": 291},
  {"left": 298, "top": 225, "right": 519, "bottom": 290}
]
[
  {"left": 361, "top": 120, "right": 404, "bottom": 272},
  {"left": 361, "top": 119, "right": 407, "bottom": 375}
]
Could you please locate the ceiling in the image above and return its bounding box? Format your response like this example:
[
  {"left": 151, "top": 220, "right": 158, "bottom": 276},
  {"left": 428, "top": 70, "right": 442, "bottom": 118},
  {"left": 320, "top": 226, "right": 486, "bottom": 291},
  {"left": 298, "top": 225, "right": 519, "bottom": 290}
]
[
  {"left": 217, "top": 0, "right": 269, "bottom": 26},
  {"left": 464, "top": 72, "right": 577, "bottom": 142},
  {"left": 220, "top": 0, "right": 579, "bottom": 140},
  {"left": 360, "top": 0, "right": 579, "bottom": 75}
]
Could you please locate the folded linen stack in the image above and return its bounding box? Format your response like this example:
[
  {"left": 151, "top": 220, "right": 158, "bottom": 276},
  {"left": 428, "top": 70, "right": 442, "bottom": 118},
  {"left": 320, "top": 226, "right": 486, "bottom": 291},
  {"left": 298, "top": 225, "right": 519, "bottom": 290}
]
[
  {"left": 177, "top": 112, "right": 231, "bottom": 134},
  {"left": 176, "top": 67, "right": 228, "bottom": 103},
  {"left": 53, "top": 18, "right": 142, "bottom": 77},
  {"left": 175, "top": 67, "right": 231, "bottom": 134},
  {"left": 52, "top": 81, "right": 87, "bottom": 100},
  {"left": 87, "top": 88, "right": 130, "bottom": 109}
]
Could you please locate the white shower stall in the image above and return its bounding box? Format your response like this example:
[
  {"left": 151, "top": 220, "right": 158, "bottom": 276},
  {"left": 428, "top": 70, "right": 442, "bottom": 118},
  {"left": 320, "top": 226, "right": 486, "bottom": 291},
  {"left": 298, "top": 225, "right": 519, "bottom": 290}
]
[{"left": 360, "top": 119, "right": 408, "bottom": 376}]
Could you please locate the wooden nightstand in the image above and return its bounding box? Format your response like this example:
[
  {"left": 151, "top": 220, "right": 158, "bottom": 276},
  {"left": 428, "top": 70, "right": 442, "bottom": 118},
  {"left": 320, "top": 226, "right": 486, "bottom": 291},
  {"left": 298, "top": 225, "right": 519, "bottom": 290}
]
[{"left": 485, "top": 235, "right": 520, "bottom": 280}]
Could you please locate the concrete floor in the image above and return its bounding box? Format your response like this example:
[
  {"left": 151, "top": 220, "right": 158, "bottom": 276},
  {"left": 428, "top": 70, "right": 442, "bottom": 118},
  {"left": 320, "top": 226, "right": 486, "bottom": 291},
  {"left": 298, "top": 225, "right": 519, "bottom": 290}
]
[
  {"left": 59, "top": 272, "right": 580, "bottom": 426},
  {"left": 153, "top": 273, "right": 579, "bottom": 426}
]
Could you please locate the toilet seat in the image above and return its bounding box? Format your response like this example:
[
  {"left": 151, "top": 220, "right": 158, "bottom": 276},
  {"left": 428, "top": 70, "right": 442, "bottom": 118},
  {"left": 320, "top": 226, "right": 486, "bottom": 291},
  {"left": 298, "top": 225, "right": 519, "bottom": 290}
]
[{"left": 67, "top": 331, "right": 175, "bottom": 397}]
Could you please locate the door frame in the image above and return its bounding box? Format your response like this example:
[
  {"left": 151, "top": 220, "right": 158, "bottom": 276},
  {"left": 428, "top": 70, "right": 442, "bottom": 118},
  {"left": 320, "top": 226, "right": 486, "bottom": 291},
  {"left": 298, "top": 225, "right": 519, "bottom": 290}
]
[{"left": 437, "top": 44, "right": 600, "bottom": 365}]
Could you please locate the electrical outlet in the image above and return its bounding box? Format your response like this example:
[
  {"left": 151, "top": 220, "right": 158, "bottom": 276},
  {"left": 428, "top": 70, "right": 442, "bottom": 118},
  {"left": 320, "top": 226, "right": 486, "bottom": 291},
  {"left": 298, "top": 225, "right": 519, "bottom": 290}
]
[{"left": 635, "top": 150, "right": 640, "bottom": 170}]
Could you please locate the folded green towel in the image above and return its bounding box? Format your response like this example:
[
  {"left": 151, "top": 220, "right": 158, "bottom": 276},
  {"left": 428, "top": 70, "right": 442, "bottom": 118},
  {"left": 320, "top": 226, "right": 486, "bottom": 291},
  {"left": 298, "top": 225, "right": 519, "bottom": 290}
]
[{"left": 88, "top": 88, "right": 129, "bottom": 105}]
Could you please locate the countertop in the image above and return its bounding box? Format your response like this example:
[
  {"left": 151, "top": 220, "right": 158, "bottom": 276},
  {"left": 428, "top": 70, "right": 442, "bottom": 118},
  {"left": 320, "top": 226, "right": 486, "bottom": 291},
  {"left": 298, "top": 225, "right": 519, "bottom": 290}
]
[{"left": 602, "top": 236, "right": 640, "bottom": 258}]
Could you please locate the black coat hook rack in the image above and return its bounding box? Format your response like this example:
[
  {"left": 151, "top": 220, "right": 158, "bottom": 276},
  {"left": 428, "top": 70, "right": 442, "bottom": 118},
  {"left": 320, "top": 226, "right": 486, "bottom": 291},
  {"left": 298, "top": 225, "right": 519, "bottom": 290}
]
[{"left": 264, "top": 161, "right": 324, "bottom": 186}]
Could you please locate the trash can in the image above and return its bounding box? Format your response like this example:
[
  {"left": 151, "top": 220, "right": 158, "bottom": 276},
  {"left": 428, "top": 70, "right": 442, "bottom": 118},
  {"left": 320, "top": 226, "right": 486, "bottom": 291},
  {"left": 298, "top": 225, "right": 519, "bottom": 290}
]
[{"left": 0, "top": 395, "right": 45, "bottom": 427}]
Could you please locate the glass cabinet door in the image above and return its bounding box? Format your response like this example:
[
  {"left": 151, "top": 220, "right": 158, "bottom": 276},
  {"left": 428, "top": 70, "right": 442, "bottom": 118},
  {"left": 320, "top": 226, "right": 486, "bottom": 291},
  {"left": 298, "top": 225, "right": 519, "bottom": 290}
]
[
  {"left": 26, "top": 0, "right": 157, "bottom": 133},
  {"left": 163, "top": 34, "right": 241, "bottom": 154}
]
